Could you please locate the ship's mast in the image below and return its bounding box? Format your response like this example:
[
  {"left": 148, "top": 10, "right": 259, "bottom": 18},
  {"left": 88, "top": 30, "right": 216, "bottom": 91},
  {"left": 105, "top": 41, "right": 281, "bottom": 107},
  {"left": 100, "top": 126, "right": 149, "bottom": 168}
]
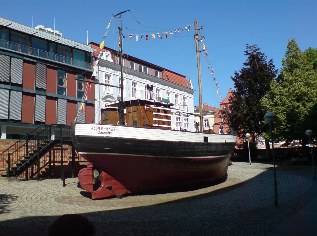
[
  {"left": 114, "top": 9, "right": 130, "bottom": 126},
  {"left": 194, "top": 20, "right": 203, "bottom": 133}
]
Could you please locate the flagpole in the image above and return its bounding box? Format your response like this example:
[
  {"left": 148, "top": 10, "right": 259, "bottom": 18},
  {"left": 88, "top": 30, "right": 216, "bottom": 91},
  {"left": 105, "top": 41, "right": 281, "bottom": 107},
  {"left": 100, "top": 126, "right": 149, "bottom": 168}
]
[
  {"left": 194, "top": 20, "right": 204, "bottom": 133},
  {"left": 113, "top": 9, "right": 130, "bottom": 126}
]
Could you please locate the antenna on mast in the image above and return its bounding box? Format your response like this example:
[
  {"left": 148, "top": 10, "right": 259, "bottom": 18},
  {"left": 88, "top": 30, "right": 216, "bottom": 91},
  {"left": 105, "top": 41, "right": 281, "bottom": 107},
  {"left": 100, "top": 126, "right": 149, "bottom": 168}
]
[{"left": 113, "top": 9, "right": 130, "bottom": 126}]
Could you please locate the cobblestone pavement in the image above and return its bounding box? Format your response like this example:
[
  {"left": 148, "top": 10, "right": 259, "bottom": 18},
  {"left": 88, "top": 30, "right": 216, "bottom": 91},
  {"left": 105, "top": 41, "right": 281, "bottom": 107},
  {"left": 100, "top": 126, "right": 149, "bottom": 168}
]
[{"left": 0, "top": 162, "right": 316, "bottom": 235}]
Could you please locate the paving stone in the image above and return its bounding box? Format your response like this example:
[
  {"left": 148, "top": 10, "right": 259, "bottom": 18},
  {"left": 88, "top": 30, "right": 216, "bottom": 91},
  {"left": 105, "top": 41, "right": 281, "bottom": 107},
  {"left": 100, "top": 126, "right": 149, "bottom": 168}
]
[{"left": 0, "top": 162, "right": 316, "bottom": 235}]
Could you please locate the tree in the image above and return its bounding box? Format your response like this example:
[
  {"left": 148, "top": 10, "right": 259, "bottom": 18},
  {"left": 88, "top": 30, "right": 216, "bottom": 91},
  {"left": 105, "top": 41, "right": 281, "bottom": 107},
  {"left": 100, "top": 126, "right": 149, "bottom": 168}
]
[
  {"left": 261, "top": 39, "right": 317, "bottom": 143},
  {"left": 223, "top": 44, "right": 277, "bottom": 136}
]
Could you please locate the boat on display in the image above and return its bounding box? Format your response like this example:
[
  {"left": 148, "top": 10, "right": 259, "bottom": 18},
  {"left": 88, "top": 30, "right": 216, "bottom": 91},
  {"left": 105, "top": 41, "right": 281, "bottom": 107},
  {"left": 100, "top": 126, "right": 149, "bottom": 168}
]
[{"left": 72, "top": 17, "right": 236, "bottom": 199}]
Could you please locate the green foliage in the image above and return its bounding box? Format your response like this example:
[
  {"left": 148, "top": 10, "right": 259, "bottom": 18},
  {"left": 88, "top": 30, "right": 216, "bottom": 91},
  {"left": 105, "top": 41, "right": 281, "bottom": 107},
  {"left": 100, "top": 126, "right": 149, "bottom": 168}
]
[
  {"left": 262, "top": 39, "right": 317, "bottom": 142},
  {"left": 223, "top": 44, "right": 277, "bottom": 136}
]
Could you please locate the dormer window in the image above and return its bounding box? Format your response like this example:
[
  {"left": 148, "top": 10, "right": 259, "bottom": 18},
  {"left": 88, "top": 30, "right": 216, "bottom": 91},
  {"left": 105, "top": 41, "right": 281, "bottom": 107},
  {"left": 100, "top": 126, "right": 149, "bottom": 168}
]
[{"left": 138, "top": 64, "right": 143, "bottom": 72}]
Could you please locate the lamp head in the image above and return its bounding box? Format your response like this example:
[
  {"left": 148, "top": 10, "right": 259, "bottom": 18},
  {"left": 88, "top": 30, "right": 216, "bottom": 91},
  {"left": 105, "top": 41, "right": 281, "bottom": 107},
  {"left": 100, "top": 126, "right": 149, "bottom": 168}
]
[
  {"left": 264, "top": 112, "right": 277, "bottom": 124},
  {"left": 305, "top": 129, "right": 313, "bottom": 137}
]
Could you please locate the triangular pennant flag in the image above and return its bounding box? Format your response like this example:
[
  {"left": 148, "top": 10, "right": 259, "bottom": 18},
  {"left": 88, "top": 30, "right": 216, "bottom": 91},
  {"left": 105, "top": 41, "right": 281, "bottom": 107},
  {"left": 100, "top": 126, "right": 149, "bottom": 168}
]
[
  {"left": 81, "top": 103, "right": 85, "bottom": 112},
  {"left": 185, "top": 25, "right": 191, "bottom": 31},
  {"left": 99, "top": 41, "right": 105, "bottom": 49},
  {"left": 151, "top": 34, "right": 155, "bottom": 39},
  {"left": 129, "top": 34, "right": 133, "bottom": 39},
  {"left": 146, "top": 35, "right": 149, "bottom": 40},
  {"left": 165, "top": 32, "right": 168, "bottom": 38},
  {"left": 136, "top": 34, "right": 139, "bottom": 41}
]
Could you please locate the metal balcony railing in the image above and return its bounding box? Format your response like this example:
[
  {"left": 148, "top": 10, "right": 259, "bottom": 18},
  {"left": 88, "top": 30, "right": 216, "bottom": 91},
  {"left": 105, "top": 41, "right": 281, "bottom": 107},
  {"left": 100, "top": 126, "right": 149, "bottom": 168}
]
[{"left": 0, "top": 39, "right": 92, "bottom": 71}]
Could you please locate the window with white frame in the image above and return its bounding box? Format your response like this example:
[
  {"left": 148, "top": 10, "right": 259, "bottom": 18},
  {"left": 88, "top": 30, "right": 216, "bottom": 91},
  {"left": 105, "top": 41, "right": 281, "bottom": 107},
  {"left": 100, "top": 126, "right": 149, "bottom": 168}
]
[
  {"left": 138, "top": 64, "right": 143, "bottom": 73},
  {"left": 144, "top": 85, "right": 148, "bottom": 99},
  {"left": 57, "top": 70, "right": 67, "bottom": 96},
  {"left": 167, "top": 91, "right": 171, "bottom": 102},
  {"left": 118, "top": 57, "right": 123, "bottom": 66},
  {"left": 156, "top": 88, "right": 161, "bottom": 101},
  {"left": 174, "top": 94, "right": 179, "bottom": 106},
  {"left": 183, "top": 96, "right": 187, "bottom": 111},
  {"left": 105, "top": 74, "right": 111, "bottom": 92},
  {"left": 184, "top": 118, "right": 189, "bottom": 130},
  {"left": 143, "top": 66, "right": 148, "bottom": 74},
  {"left": 130, "top": 61, "right": 134, "bottom": 70},
  {"left": 204, "top": 119, "right": 209, "bottom": 128},
  {"left": 132, "top": 81, "right": 137, "bottom": 98},
  {"left": 145, "top": 84, "right": 153, "bottom": 100},
  {"left": 77, "top": 74, "right": 85, "bottom": 99},
  {"left": 155, "top": 70, "right": 160, "bottom": 77},
  {"left": 176, "top": 117, "right": 181, "bottom": 129}
]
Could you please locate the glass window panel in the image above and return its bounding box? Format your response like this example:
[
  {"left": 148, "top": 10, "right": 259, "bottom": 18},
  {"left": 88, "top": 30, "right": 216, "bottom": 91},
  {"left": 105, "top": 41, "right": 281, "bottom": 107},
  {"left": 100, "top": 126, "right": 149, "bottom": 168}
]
[
  {"left": 73, "top": 49, "right": 85, "bottom": 68},
  {"left": 32, "top": 37, "right": 47, "bottom": 57}
]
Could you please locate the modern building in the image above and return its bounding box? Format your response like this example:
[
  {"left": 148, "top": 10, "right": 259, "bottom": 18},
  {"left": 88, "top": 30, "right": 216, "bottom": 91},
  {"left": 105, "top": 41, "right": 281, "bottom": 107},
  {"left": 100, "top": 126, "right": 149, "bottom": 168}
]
[
  {"left": 0, "top": 17, "right": 94, "bottom": 139},
  {"left": 91, "top": 43, "right": 195, "bottom": 132}
]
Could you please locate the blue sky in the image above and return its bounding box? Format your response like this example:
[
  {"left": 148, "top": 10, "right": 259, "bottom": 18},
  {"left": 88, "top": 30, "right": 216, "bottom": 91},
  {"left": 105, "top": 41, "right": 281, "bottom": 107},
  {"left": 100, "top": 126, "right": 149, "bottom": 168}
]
[{"left": 1, "top": 0, "right": 316, "bottom": 107}]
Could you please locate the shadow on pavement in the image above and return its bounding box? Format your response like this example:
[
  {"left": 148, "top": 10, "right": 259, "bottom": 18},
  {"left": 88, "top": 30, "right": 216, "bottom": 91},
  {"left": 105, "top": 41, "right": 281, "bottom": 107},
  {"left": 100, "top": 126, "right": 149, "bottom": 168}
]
[{"left": 0, "top": 164, "right": 315, "bottom": 236}]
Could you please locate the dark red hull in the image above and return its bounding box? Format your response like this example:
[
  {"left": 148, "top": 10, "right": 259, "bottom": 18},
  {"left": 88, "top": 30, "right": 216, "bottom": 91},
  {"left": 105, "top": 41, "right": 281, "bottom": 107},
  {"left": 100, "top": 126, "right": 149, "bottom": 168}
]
[
  {"left": 78, "top": 153, "right": 231, "bottom": 199},
  {"left": 73, "top": 123, "right": 236, "bottom": 199}
]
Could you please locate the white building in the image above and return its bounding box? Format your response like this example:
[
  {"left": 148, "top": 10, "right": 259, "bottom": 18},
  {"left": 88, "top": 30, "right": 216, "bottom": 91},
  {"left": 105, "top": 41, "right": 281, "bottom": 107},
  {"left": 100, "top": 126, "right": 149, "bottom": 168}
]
[{"left": 91, "top": 43, "right": 195, "bottom": 132}]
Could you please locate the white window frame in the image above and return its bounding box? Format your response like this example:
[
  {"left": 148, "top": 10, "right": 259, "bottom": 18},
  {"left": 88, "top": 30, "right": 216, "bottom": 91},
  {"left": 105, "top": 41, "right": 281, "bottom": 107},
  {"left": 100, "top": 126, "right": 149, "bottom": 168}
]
[
  {"left": 204, "top": 119, "right": 209, "bottom": 128},
  {"left": 105, "top": 74, "right": 111, "bottom": 93},
  {"left": 184, "top": 118, "right": 189, "bottom": 130},
  {"left": 143, "top": 66, "right": 148, "bottom": 74},
  {"left": 174, "top": 94, "right": 179, "bottom": 106},
  {"left": 156, "top": 88, "right": 161, "bottom": 101},
  {"left": 130, "top": 61, "right": 134, "bottom": 70},
  {"left": 138, "top": 64, "right": 143, "bottom": 73},
  {"left": 176, "top": 116, "right": 181, "bottom": 129},
  {"left": 132, "top": 81, "right": 137, "bottom": 98}
]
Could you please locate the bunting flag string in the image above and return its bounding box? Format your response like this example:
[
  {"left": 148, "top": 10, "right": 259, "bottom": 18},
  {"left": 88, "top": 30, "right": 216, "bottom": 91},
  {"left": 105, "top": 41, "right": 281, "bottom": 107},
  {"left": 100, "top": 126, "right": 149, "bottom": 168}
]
[
  {"left": 201, "top": 42, "right": 223, "bottom": 103},
  {"left": 125, "top": 24, "right": 192, "bottom": 42},
  {"left": 100, "top": 16, "right": 113, "bottom": 49},
  {"left": 79, "top": 81, "right": 92, "bottom": 113}
]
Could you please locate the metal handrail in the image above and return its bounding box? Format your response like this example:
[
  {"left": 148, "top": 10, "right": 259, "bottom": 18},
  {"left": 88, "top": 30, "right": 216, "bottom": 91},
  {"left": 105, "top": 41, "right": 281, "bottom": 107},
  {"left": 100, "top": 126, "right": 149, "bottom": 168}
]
[
  {"left": 0, "top": 39, "right": 92, "bottom": 70},
  {"left": 1, "top": 124, "right": 72, "bottom": 177},
  {"left": 0, "top": 125, "right": 45, "bottom": 170}
]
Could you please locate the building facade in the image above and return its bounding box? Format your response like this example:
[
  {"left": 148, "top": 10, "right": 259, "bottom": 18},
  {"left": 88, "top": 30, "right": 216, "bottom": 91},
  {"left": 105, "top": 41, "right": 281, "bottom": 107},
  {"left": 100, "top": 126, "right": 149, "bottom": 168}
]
[
  {"left": 92, "top": 43, "right": 195, "bottom": 132},
  {"left": 0, "top": 17, "right": 197, "bottom": 139},
  {"left": 194, "top": 89, "right": 234, "bottom": 134},
  {"left": 0, "top": 17, "right": 94, "bottom": 139}
]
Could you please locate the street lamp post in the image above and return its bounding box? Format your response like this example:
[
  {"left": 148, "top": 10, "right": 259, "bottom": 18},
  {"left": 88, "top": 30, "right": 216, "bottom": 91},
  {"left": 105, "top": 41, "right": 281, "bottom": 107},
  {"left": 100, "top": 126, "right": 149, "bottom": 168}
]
[
  {"left": 246, "top": 133, "right": 251, "bottom": 165},
  {"left": 306, "top": 129, "right": 316, "bottom": 180},
  {"left": 264, "top": 111, "right": 278, "bottom": 207}
]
